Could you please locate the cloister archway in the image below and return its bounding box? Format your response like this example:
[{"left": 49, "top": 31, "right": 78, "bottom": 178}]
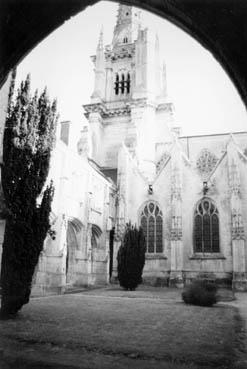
[{"left": 1, "top": 0, "right": 247, "bottom": 111}]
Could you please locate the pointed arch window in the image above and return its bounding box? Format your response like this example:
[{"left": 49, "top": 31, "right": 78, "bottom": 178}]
[
  {"left": 114, "top": 72, "right": 131, "bottom": 95},
  {"left": 126, "top": 73, "right": 130, "bottom": 94},
  {"left": 121, "top": 74, "right": 125, "bottom": 94},
  {"left": 194, "top": 198, "right": 220, "bottom": 253},
  {"left": 114, "top": 74, "right": 119, "bottom": 95},
  {"left": 140, "top": 202, "right": 163, "bottom": 253}
]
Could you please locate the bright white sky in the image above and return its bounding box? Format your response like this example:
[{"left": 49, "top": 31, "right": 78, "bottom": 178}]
[{"left": 16, "top": 1, "right": 247, "bottom": 137}]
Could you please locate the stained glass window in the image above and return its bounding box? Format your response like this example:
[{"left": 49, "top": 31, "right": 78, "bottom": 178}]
[
  {"left": 156, "top": 215, "right": 163, "bottom": 253},
  {"left": 148, "top": 216, "right": 155, "bottom": 253},
  {"left": 140, "top": 202, "right": 163, "bottom": 253},
  {"left": 193, "top": 198, "right": 220, "bottom": 253},
  {"left": 196, "top": 149, "right": 218, "bottom": 179},
  {"left": 194, "top": 215, "right": 202, "bottom": 252}
]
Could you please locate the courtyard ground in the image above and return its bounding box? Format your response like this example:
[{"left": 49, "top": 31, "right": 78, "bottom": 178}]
[{"left": 0, "top": 286, "right": 246, "bottom": 369}]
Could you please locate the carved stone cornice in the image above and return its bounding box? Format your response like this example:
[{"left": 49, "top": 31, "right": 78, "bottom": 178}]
[
  {"left": 156, "top": 102, "right": 174, "bottom": 113},
  {"left": 130, "top": 98, "right": 159, "bottom": 110},
  {"left": 130, "top": 98, "right": 147, "bottom": 108},
  {"left": 83, "top": 102, "right": 131, "bottom": 119},
  {"left": 106, "top": 43, "right": 135, "bottom": 62},
  {"left": 109, "top": 51, "right": 133, "bottom": 61},
  {"left": 83, "top": 103, "right": 107, "bottom": 118},
  {"left": 91, "top": 43, "right": 135, "bottom": 64},
  {"left": 107, "top": 106, "right": 131, "bottom": 117}
]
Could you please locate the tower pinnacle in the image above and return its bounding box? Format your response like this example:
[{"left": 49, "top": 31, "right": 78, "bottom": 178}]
[
  {"left": 112, "top": 4, "right": 141, "bottom": 48},
  {"left": 161, "top": 61, "right": 168, "bottom": 97},
  {"left": 91, "top": 26, "right": 105, "bottom": 101},
  {"left": 97, "top": 26, "right": 104, "bottom": 51}
]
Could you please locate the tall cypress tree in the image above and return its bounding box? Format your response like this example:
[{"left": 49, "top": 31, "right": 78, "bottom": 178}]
[
  {"left": 117, "top": 223, "right": 146, "bottom": 290},
  {"left": 0, "top": 73, "right": 58, "bottom": 318}
]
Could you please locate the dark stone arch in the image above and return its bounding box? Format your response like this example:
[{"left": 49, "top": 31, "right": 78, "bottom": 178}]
[
  {"left": 92, "top": 224, "right": 102, "bottom": 239},
  {"left": 1, "top": 0, "right": 247, "bottom": 111},
  {"left": 66, "top": 217, "right": 83, "bottom": 284},
  {"left": 67, "top": 217, "right": 84, "bottom": 235}
]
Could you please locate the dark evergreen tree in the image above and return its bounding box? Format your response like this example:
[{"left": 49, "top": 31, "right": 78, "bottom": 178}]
[
  {"left": 0, "top": 73, "right": 58, "bottom": 318},
  {"left": 117, "top": 223, "right": 146, "bottom": 290}
]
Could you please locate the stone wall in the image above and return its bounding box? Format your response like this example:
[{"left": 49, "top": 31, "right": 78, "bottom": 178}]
[
  {"left": 118, "top": 133, "right": 247, "bottom": 289},
  {"left": 32, "top": 134, "right": 116, "bottom": 296}
]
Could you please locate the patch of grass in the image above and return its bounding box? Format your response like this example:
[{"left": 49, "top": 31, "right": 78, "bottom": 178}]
[{"left": 0, "top": 288, "right": 244, "bottom": 369}]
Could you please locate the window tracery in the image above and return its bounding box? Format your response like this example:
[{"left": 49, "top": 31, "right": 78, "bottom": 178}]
[
  {"left": 140, "top": 202, "right": 163, "bottom": 253},
  {"left": 196, "top": 148, "right": 218, "bottom": 178},
  {"left": 194, "top": 198, "right": 220, "bottom": 253}
]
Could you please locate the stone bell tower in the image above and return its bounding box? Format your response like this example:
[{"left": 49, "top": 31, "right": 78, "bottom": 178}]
[{"left": 83, "top": 4, "right": 175, "bottom": 182}]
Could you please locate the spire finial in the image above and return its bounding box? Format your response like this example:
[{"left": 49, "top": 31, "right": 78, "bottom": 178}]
[
  {"left": 162, "top": 61, "right": 167, "bottom": 96},
  {"left": 112, "top": 4, "right": 141, "bottom": 48},
  {"left": 97, "top": 25, "right": 104, "bottom": 50},
  {"left": 155, "top": 33, "right": 159, "bottom": 47}
]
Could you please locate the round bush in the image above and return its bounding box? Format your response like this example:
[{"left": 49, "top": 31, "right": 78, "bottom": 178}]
[{"left": 182, "top": 279, "right": 217, "bottom": 307}]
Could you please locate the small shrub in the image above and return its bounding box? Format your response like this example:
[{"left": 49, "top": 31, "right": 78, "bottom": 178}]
[
  {"left": 117, "top": 223, "right": 146, "bottom": 290},
  {"left": 182, "top": 279, "right": 217, "bottom": 307}
]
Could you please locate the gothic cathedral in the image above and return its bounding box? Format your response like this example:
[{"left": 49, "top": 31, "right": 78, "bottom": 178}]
[
  {"left": 81, "top": 4, "right": 247, "bottom": 290},
  {"left": 1, "top": 4, "right": 247, "bottom": 294}
]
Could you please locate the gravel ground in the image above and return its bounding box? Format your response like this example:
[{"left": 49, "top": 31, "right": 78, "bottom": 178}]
[{"left": 0, "top": 286, "right": 246, "bottom": 369}]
